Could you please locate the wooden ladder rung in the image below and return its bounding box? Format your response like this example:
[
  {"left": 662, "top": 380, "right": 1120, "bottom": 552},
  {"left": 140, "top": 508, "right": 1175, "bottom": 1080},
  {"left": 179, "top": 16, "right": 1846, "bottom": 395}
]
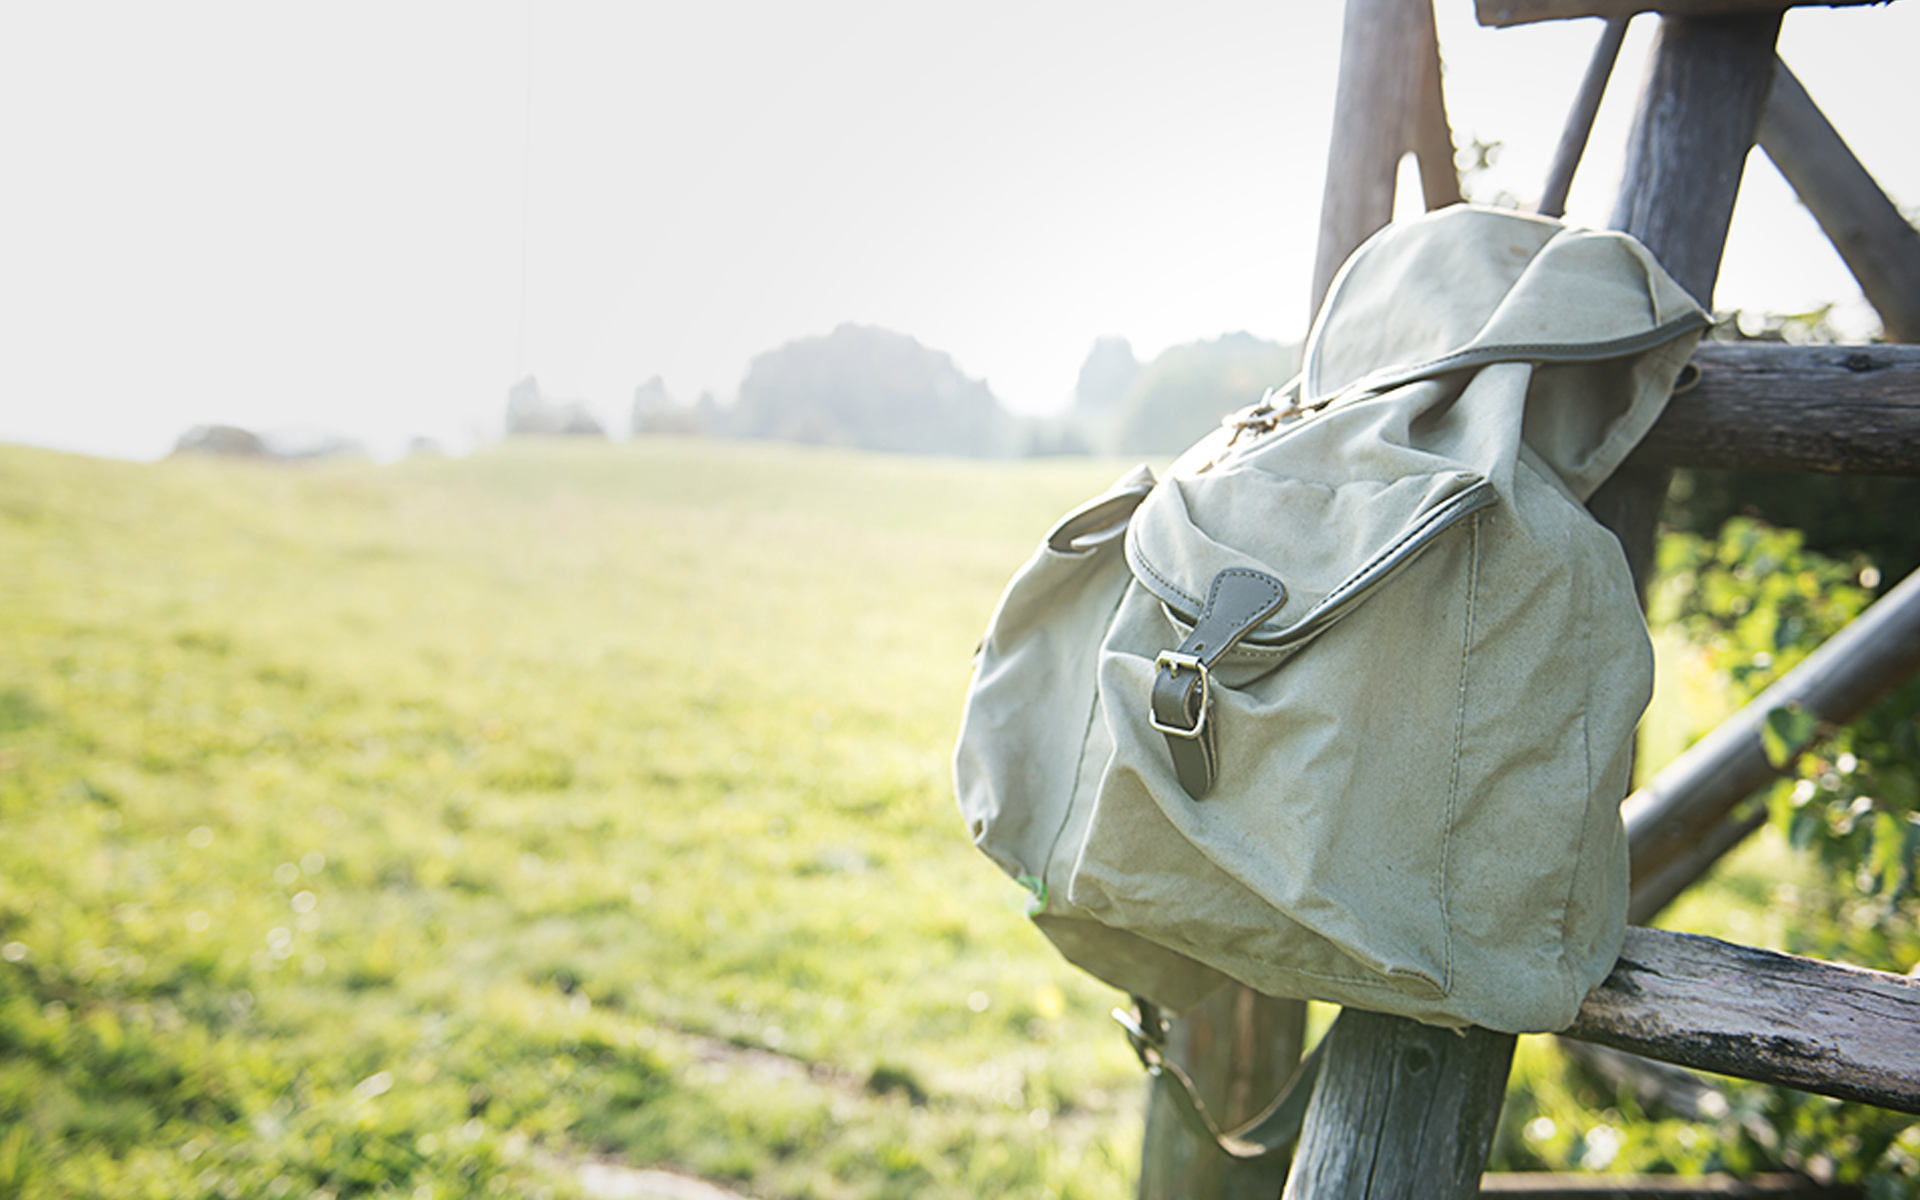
[
  {"left": 1638, "top": 343, "right": 1920, "bottom": 474},
  {"left": 1562, "top": 926, "right": 1920, "bottom": 1114}
]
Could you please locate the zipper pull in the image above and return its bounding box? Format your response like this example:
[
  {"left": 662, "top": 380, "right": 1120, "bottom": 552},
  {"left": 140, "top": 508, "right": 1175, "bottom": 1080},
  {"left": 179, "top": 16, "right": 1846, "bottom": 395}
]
[{"left": 1196, "top": 382, "right": 1307, "bottom": 474}]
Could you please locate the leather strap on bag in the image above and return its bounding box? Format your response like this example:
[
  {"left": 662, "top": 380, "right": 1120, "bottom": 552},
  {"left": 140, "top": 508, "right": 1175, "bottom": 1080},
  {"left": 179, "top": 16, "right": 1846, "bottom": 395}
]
[
  {"left": 1114, "top": 998, "right": 1323, "bottom": 1161},
  {"left": 1149, "top": 568, "right": 1287, "bottom": 799}
]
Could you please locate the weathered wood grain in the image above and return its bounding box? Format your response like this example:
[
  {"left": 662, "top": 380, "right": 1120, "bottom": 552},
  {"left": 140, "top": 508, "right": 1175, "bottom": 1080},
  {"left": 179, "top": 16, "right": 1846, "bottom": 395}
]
[
  {"left": 1608, "top": 14, "right": 1780, "bottom": 314},
  {"left": 1634, "top": 343, "right": 1920, "bottom": 473},
  {"left": 1563, "top": 927, "right": 1920, "bottom": 1113},
  {"left": 1282, "top": 1010, "right": 1514, "bottom": 1200},
  {"left": 1477, "top": 0, "right": 1886, "bottom": 28}
]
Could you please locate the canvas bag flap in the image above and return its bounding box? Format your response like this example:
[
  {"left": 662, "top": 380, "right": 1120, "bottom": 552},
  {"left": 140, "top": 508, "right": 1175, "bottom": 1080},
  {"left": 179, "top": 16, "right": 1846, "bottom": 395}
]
[
  {"left": 1124, "top": 199, "right": 1713, "bottom": 666},
  {"left": 1304, "top": 205, "right": 1705, "bottom": 500},
  {"left": 1127, "top": 409, "right": 1495, "bottom": 655}
]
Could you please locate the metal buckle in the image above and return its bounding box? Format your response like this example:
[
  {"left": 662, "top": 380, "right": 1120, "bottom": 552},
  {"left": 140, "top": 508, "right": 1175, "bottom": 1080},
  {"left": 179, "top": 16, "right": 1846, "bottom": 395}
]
[
  {"left": 1112, "top": 1000, "right": 1168, "bottom": 1072},
  {"left": 1150, "top": 651, "right": 1210, "bottom": 739}
]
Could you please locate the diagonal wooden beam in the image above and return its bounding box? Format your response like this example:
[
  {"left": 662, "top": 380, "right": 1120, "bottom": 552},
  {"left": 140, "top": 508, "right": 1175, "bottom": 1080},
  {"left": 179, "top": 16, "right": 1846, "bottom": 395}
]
[
  {"left": 1622, "top": 557, "right": 1920, "bottom": 895},
  {"left": 1757, "top": 59, "right": 1920, "bottom": 344},
  {"left": 1539, "top": 16, "right": 1630, "bottom": 218}
]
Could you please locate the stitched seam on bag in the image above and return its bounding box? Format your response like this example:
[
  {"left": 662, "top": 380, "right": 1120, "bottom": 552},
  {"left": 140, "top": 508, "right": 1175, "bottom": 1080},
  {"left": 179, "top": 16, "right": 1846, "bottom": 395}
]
[
  {"left": 1132, "top": 482, "right": 1493, "bottom": 652},
  {"left": 1439, "top": 513, "right": 1479, "bottom": 1000},
  {"left": 1304, "top": 313, "right": 1712, "bottom": 408},
  {"left": 1202, "top": 568, "right": 1284, "bottom": 634},
  {"left": 1130, "top": 548, "right": 1206, "bottom": 617},
  {"left": 1159, "top": 602, "right": 1294, "bottom": 660},
  {"left": 1553, "top": 530, "right": 1599, "bottom": 999},
  {"left": 1294, "top": 484, "right": 1495, "bottom": 635}
]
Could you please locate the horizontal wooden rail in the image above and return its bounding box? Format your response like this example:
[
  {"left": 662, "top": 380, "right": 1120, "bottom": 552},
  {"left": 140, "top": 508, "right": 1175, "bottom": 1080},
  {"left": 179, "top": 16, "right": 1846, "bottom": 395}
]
[
  {"left": 1635, "top": 343, "right": 1920, "bottom": 474},
  {"left": 1562, "top": 927, "right": 1920, "bottom": 1113},
  {"left": 1477, "top": 0, "right": 1885, "bottom": 28}
]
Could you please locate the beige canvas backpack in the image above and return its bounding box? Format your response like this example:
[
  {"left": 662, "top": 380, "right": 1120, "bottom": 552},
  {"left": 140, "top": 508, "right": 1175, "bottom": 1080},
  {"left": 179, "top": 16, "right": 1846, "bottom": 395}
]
[{"left": 953, "top": 205, "right": 1706, "bottom": 1035}]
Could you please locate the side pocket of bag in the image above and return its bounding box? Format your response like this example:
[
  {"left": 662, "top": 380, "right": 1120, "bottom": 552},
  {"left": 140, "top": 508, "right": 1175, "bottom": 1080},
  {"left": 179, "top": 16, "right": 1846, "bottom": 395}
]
[
  {"left": 1059, "top": 513, "right": 1482, "bottom": 1011},
  {"left": 953, "top": 470, "right": 1152, "bottom": 885}
]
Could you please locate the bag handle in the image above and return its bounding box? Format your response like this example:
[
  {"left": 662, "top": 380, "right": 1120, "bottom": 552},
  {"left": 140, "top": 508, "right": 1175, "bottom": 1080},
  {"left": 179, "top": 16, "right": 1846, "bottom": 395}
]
[
  {"left": 1114, "top": 998, "right": 1325, "bottom": 1161},
  {"left": 1045, "top": 467, "right": 1156, "bottom": 554}
]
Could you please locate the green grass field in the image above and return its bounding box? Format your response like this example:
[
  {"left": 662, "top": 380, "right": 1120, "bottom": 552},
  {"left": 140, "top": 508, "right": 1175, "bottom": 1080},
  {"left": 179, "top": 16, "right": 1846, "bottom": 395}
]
[
  {"left": 4, "top": 437, "right": 1907, "bottom": 1199},
  {"left": 0, "top": 439, "right": 1156, "bottom": 1199}
]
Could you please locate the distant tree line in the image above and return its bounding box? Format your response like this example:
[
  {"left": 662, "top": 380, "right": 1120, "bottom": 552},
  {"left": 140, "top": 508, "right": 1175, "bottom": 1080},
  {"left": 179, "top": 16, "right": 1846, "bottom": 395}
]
[
  {"left": 504, "top": 376, "right": 605, "bottom": 438},
  {"left": 171, "top": 324, "right": 1300, "bottom": 462},
  {"left": 627, "top": 322, "right": 1299, "bottom": 459},
  {"left": 1062, "top": 330, "right": 1299, "bottom": 457}
]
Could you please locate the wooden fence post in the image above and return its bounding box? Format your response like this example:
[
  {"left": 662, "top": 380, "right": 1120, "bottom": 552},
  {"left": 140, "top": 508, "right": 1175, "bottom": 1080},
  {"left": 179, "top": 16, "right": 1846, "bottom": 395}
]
[
  {"left": 1590, "top": 12, "right": 1782, "bottom": 595},
  {"left": 1283, "top": 1011, "right": 1514, "bottom": 1200},
  {"left": 1309, "top": 0, "right": 1458, "bottom": 316},
  {"left": 1274, "top": 14, "right": 1788, "bottom": 1200}
]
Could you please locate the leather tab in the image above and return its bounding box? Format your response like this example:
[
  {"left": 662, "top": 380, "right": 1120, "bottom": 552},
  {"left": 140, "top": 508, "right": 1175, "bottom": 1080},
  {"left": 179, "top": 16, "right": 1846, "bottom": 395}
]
[{"left": 1150, "top": 568, "right": 1287, "bottom": 799}]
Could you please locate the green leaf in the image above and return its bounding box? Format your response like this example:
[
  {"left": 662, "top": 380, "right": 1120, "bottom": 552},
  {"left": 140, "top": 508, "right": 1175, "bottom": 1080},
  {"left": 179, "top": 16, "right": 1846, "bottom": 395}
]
[
  {"left": 1788, "top": 809, "right": 1821, "bottom": 853},
  {"left": 1867, "top": 812, "right": 1904, "bottom": 895},
  {"left": 1761, "top": 703, "right": 1821, "bottom": 770}
]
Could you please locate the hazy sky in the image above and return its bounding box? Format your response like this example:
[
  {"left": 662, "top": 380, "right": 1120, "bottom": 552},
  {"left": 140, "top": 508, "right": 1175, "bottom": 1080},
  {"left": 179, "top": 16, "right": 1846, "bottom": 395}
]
[{"left": 2, "top": 2, "right": 1914, "bottom": 461}]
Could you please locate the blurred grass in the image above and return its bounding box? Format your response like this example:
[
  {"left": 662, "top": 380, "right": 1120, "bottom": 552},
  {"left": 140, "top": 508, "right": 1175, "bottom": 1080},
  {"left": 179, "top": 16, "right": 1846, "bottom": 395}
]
[{"left": 0, "top": 439, "right": 1146, "bottom": 1199}]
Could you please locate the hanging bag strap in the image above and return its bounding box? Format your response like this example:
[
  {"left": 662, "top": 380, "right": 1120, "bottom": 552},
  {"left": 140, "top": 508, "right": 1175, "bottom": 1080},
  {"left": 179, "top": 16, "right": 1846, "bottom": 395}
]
[{"left": 1114, "top": 998, "right": 1325, "bottom": 1161}]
